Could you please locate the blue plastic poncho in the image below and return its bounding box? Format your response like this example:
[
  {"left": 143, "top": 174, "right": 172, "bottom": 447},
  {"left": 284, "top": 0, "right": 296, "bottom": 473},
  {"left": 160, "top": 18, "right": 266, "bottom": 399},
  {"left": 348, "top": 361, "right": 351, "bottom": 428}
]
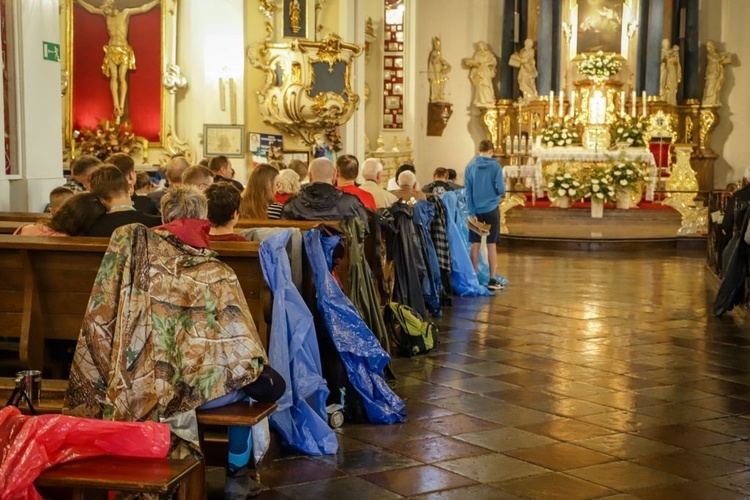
[
  {"left": 453, "top": 189, "right": 491, "bottom": 284},
  {"left": 304, "top": 229, "right": 406, "bottom": 425},
  {"left": 260, "top": 231, "right": 338, "bottom": 455},
  {"left": 413, "top": 200, "right": 442, "bottom": 315},
  {"left": 440, "top": 191, "right": 492, "bottom": 296}
]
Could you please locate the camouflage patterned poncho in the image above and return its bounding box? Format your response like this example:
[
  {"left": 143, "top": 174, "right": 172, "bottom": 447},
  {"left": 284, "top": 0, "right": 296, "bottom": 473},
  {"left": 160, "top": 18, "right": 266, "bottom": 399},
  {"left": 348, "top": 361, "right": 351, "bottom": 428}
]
[{"left": 64, "top": 223, "right": 267, "bottom": 450}]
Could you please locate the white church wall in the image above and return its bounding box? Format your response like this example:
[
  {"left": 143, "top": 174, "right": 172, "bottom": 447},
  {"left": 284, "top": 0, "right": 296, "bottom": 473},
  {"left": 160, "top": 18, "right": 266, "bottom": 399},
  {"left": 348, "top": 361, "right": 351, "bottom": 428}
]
[
  {"left": 176, "top": 0, "right": 247, "bottom": 183},
  {"left": 411, "top": 0, "right": 503, "bottom": 187},
  {"left": 699, "top": 0, "right": 750, "bottom": 187}
]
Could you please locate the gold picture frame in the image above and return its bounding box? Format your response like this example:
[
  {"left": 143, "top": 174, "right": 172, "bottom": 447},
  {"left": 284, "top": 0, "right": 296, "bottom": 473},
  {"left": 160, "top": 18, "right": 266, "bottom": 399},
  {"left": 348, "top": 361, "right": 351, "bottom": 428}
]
[{"left": 203, "top": 124, "right": 245, "bottom": 158}]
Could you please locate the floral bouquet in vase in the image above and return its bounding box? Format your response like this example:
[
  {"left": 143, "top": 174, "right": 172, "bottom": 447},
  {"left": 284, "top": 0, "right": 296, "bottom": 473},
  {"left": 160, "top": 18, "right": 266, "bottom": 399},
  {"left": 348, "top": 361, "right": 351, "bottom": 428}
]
[
  {"left": 609, "top": 159, "right": 649, "bottom": 209},
  {"left": 610, "top": 115, "right": 646, "bottom": 147},
  {"left": 577, "top": 51, "right": 622, "bottom": 79},
  {"left": 583, "top": 166, "right": 616, "bottom": 217},
  {"left": 75, "top": 120, "right": 137, "bottom": 161},
  {"left": 540, "top": 120, "right": 580, "bottom": 148},
  {"left": 547, "top": 167, "right": 583, "bottom": 208}
]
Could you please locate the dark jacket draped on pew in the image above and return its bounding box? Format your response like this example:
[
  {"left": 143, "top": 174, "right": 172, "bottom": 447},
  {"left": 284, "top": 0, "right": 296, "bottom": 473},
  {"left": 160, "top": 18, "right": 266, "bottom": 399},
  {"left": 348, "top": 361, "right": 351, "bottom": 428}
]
[
  {"left": 386, "top": 202, "right": 428, "bottom": 316},
  {"left": 714, "top": 201, "right": 750, "bottom": 316}
]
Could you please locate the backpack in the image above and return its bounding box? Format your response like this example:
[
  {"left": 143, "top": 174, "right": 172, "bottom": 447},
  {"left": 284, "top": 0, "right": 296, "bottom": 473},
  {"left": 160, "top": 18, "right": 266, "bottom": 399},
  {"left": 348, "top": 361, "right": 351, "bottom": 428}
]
[{"left": 384, "top": 302, "right": 437, "bottom": 357}]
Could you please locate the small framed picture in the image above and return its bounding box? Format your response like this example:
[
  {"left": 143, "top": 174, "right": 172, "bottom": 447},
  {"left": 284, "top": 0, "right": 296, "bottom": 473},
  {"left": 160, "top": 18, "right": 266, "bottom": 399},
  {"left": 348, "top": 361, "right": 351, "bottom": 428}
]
[
  {"left": 386, "top": 96, "right": 400, "bottom": 109},
  {"left": 385, "top": 57, "right": 392, "bottom": 67},
  {"left": 388, "top": 42, "right": 399, "bottom": 51},
  {"left": 394, "top": 58, "right": 403, "bottom": 68},
  {"left": 395, "top": 32, "right": 404, "bottom": 42},
  {"left": 396, "top": 114, "right": 403, "bottom": 123},
  {"left": 282, "top": 150, "right": 310, "bottom": 165},
  {"left": 203, "top": 124, "right": 245, "bottom": 158},
  {"left": 396, "top": 70, "right": 403, "bottom": 77},
  {"left": 393, "top": 84, "right": 403, "bottom": 95},
  {"left": 383, "top": 114, "right": 394, "bottom": 125},
  {"left": 384, "top": 70, "right": 392, "bottom": 80},
  {"left": 385, "top": 83, "right": 392, "bottom": 90}
]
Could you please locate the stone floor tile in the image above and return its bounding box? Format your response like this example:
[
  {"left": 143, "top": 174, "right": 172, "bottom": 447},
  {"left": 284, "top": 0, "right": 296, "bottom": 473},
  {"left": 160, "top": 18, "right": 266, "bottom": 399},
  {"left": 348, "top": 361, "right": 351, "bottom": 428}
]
[
  {"left": 436, "top": 453, "right": 549, "bottom": 483},
  {"left": 520, "top": 418, "right": 617, "bottom": 441},
  {"left": 396, "top": 400, "right": 458, "bottom": 421},
  {"left": 467, "top": 404, "right": 561, "bottom": 426},
  {"left": 573, "top": 432, "right": 681, "bottom": 459},
  {"left": 438, "top": 376, "right": 519, "bottom": 394},
  {"left": 312, "top": 447, "right": 420, "bottom": 475},
  {"left": 566, "top": 462, "right": 685, "bottom": 491},
  {"left": 494, "top": 472, "right": 616, "bottom": 499},
  {"left": 699, "top": 440, "right": 750, "bottom": 466},
  {"left": 410, "top": 484, "right": 523, "bottom": 499},
  {"left": 707, "top": 471, "right": 750, "bottom": 496},
  {"left": 578, "top": 409, "right": 665, "bottom": 432},
  {"left": 634, "top": 450, "right": 749, "bottom": 480},
  {"left": 277, "top": 477, "right": 403, "bottom": 500},
  {"left": 504, "top": 442, "right": 616, "bottom": 470},
  {"left": 694, "top": 416, "right": 750, "bottom": 438},
  {"left": 634, "top": 423, "right": 739, "bottom": 448},
  {"left": 428, "top": 393, "right": 506, "bottom": 413},
  {"left": 360, "top": 464, "right": 476, "bottom": 497},
  {"left": 454, "top": 427, "right": 558, "bottom": 452},
  {"left": 259, "top": 457, "right": 345, "bottom": 488},
  {"left": 412, "top": 413, "right": 501, "bottom": 435},
  {"left": 631, "top": 481, "right": 747, "bottom": 500},
  {"left": 382, "top": 436, "right": 493, "bottom": 463}
]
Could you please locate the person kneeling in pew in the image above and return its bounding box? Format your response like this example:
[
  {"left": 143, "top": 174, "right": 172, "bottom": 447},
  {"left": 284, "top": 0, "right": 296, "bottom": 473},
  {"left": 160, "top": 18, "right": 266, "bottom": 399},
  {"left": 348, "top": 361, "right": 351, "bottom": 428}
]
[{"left": 64, "top": 185, "right": 285, "bottom": 499}]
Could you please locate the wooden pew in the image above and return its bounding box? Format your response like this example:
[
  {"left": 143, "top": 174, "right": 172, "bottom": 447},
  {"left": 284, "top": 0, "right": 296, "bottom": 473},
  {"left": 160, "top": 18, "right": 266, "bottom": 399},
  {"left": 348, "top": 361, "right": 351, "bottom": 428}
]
[
  {"left": 0, "top": 235, "right": 270, "bottom": 373},
  {"left": 0, "top": 212, "right": 48, "bottom": 222},
  {"left": 0, "top": 221, "right": 24, "bottom": 234}
]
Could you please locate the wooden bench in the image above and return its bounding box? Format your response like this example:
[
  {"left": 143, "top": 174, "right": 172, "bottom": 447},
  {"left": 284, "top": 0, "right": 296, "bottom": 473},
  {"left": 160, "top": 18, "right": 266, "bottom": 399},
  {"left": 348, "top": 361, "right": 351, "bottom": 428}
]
[
  {"left": 0, "top": 211, "right": 48, "bottom": 223},
  {"left": 36, "top": 456, "right": 201, "bottom": 500},
  {"left": 0, "top": 221, "right": 25, "bottom": 234},
  {"left": 0, "top": 235, "right": 270, "bottom": 372}
]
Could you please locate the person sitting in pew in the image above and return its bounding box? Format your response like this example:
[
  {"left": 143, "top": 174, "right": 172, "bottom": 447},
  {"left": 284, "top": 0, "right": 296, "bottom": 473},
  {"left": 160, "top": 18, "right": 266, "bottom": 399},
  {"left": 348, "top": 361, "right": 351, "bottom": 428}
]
[
  {"left": 281, "top": 157, "right": 367, "bottom": 222},
  {"left": 182, "top": 165, "right": 215, "bottom": 192},
  {"left": 106, "top": 152, "right": 160, "bottom": 215},
  {"left": 85, "top": 165, "right": 161, "bottom": 237},
  {"left": 14, "top": 192, "right": 106, "bottom": 236},
  {"left": 359, "top": 158, "right": 398, "bottom": 209},
  {"left": 65, "top": 185, "right": 285, "bottom": 500},
  {"left": 390, "top": 170, "right": 427, "bottom": 203},
  {"left": 240, "top": 163, "right": 284, "bottom": 220},
  {"left": 206, "top": 182, "right": 248, "bottom": 242},
  {"left": 335, "top": 154, "right": 376, "bottom": 210},
  {"left": 63, "top": 155, "right": 102, "bottom": 193},
  {"left": 274, "top": 168, "right": 300, "bottom": 205},
  {"left": 48, "top": 186, "right": 75, "bottom": 215}
]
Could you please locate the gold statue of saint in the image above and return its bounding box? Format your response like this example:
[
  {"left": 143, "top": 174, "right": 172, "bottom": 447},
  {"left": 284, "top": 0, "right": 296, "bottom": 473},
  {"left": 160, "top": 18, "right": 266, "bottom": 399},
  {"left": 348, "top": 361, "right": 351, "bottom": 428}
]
[
  {"left": 76, "top": 0, "right": 161, "bottom": 121},
  {"left": 290, "top": 0, "right": 301, "bottom": 34}
]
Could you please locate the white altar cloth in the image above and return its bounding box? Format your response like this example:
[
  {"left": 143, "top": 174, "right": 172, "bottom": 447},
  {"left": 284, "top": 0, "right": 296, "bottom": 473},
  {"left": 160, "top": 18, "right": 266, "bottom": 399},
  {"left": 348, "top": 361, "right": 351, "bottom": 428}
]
[{"left": 531, "top": 146, "right": 657, "bottom": 201}]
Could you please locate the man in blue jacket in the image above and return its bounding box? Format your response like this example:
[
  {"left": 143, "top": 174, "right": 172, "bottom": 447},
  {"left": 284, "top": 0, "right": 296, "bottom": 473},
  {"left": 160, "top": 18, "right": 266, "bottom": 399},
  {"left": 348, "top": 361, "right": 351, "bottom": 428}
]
[{"left": 464, "top": 139, "right": 506, "bottom": 290}]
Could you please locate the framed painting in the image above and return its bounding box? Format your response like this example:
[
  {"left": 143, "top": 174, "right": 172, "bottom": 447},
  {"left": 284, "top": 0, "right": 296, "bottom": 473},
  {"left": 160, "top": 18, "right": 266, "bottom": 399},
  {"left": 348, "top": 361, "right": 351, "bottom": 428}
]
[
  {"left": 63, "top": 0, "right": 178, "bottom": 147},
  {"left": 567, "top": 0, "right": 638, "bottom": 58},
  {"left": 203, "top": 124, "right": 245, "bottom": 158}
]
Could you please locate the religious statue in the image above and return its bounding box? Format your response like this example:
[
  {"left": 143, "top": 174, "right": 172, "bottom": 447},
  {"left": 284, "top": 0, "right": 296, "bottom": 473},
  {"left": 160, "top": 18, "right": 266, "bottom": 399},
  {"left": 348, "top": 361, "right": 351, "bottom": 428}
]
[
  {"left": 659, "top": 39, "right": 681, "bottom": 105},
  {"left": 428, "top": 37, "right": 451, "bottom": 103},
  {"left": 290, "top": 0, "right": 301, "bottom": 34},
  {"left": 76, "top": 0, "right": 161, "bottom": 122},
  {"left": 509, "top": 38, "right": 538, "bottom": 100},
  {"left": 462, "top": 41, "right": 498, "bottom": 108},
  {"left": 702, "top": 40, "right": 732, "bottom": 107}
]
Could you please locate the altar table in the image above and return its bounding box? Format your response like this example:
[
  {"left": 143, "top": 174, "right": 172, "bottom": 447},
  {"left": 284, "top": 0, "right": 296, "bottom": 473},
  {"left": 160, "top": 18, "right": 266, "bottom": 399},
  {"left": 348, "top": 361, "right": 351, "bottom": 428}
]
[{"left": 531, "top": 146, "right": 657, "bottom": 201}]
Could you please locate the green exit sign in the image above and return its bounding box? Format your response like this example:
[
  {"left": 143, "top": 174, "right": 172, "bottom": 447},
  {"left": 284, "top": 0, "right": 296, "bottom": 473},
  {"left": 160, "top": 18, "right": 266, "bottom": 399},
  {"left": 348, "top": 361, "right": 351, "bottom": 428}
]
[{"left": 42, "top": 41, "right": 60, "bottom": 62}]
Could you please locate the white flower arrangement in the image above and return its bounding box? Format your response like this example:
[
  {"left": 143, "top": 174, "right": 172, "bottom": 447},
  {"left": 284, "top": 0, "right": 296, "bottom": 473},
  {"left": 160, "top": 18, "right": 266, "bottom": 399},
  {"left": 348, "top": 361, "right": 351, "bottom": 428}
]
[
  {"left": 540, "top": 121, "right": 580, "bottom": 148},
  {"left": 610, "top": 160, "right": 649, "bottom": 192},
  {"left": 610, "top": 116, "right": 646, "bottom": 147},
  {"left": 547, "top": 171, "right": 583, "bottom": 201},
  {"left": 584, "top": 166, "right": 617, "bottom": 203},
  {"left": 578, "top": 51, "right": 622, "bottom": 78}
]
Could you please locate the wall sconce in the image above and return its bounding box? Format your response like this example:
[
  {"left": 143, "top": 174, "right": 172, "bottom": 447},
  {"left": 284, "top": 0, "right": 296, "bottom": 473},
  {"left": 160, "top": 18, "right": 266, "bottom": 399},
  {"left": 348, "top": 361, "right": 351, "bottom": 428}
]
[
  {"left": 219, "top": 73, "right": 238, "bottom": 125},
  {"left": 427, "top": 102, "right": 453, "bottom": 136}
]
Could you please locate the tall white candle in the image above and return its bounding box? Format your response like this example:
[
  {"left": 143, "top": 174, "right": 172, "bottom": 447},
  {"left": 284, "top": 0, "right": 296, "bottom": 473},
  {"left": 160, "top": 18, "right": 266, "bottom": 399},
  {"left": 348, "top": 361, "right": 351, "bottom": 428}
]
[
  {"left": 505, "top": 135, "right": 512, "bottom": 154},
  {"left": 620, "top": 91, "right": 625, "bottom": 116},
  {"left": 631, "top": 90, "right": 636, "bottom": 117},
  {"left": 642, "top": 90, "right": 647, "bottom": 116},
  {"left": 569, "top": 91, "right": 576, "bottom": 117},
  {"left": 549, "top": 91, "right": 554, "bottom": 117},
  {"left": 558, "top": 91, "right": 564, "bottom": 118}
]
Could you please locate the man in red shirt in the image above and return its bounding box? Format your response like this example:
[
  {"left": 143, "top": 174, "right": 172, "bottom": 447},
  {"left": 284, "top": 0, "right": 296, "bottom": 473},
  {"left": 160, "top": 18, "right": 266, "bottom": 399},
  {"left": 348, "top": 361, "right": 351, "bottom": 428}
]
[{"left": 336, "top": 155, "right": 376, "bottom": 210}]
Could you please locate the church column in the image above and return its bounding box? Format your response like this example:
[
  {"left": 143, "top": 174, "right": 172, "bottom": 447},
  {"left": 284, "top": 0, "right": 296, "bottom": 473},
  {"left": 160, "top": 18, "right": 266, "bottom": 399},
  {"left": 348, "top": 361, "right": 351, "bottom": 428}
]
[
  {"left": 499, "top": 0, "right": 515, "bottom": 99},
  {"left": 644, "top": 0, "right": 665, "bottom": 96},
  {"left": 2, "top": 0, "right": 64, "bottom": 211},
  {"left": 681, "top": 0, "right": 700, "bottom": 100},
  {"left": 537, "top": 0, "right": 560, "bottom": 94},
  {"left": 338, "top": 0, "right": 366, "bottom": 165}
]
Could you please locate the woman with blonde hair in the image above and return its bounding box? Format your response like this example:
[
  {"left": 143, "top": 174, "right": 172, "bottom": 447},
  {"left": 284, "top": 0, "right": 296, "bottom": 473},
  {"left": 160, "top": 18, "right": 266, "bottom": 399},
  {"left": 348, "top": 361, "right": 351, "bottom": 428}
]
[
  {"left": 274, "top": 168, "right": 301, "bottom": 204},
  {"left": 239, "top": 163, "right": 283, "bottom": 219}
]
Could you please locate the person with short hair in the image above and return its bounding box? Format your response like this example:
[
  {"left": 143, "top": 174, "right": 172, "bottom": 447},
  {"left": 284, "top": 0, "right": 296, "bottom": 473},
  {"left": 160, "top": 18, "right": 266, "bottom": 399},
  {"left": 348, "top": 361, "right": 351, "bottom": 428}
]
[
  {"left": 387, "top": 163, "right": 415, "bottom": 191},
  {"left": 335, "top": 154, "right": 376, "bottom": 209},
  {"left": 182, "top": 165, "right": 215, "bottom": 192},
  {"left": 274, "top": 168, "right": 301, "bottom": 204},
  {"left": 86, "top": 165, "right": 161, "bottom": 237},
  {"left": 421, "top": 167, "right": 455, "bottom": 195},
  {"left": 64, "top": 155, "right": 102, "bottom": 192},
  {"left": 464, "top": 139, "right": 506, "bottom": 290},
  {"left": 106, "top": 152, "right": 159, "bottom": 215},
  {"left": 205, "top": 182, "right": 247, "bottom": 242},
  {"left": 48, "top": 186, "right": 75, "bottom": 215},
  {"left": 15, "top": 192, "right": 107, "bottom": 237},
  {"left": 359, "top": 158, "right": 398, "bottom": 209},
  {"left": 134, "top": 171, "right": 154, "bottom": 195},
  {"left": 287, "top": 158, "right": 308, "bottom": 184},
  {"left": 209, "top": 155, "right": 244, "bottom": 192},
  {"left": 281, "top": 157, "right": 367, "bottom": 221},
  {"left": 446, "top": 168, "right": 463, "bottom": 189},
  {"left": 239, "top": 164, "right": 283, "bottom": 220},
  {"left": 390, "top": 170, "right": 427, "bottom": 203},
  {"left": 148, "top": 155, "right": 190, "bottom": 206}
]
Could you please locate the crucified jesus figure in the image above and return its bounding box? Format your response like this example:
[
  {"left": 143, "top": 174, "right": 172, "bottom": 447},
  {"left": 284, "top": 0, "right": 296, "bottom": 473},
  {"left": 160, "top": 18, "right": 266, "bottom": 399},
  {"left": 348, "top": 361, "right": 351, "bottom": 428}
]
[{"left": 76, "top": 0, "right": 161, "bottom": 122}]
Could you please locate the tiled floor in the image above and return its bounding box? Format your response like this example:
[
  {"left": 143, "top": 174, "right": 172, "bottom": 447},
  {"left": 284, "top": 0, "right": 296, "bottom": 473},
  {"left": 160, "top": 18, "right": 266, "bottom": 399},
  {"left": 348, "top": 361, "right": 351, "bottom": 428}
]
[{"left": 212, "top": 246, "right": 750, "bottom": 499}]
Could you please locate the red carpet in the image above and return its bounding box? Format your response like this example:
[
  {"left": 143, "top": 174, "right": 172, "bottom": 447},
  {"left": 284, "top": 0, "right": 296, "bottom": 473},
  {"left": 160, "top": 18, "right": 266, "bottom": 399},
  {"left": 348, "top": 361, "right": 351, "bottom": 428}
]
[{"left": 523, "top": 198, "right": 674, "bottom": 211}]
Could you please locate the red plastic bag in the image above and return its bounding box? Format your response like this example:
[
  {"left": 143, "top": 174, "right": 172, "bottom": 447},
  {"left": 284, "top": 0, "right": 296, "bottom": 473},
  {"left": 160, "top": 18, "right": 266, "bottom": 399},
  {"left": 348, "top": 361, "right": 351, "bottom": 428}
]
[{"left": 0, "top": 406, "right": 170, "bottom": 500}]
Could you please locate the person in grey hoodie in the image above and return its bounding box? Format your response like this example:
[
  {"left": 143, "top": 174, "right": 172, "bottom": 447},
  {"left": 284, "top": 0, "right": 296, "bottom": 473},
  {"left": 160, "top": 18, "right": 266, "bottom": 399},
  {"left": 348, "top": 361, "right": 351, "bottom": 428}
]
[{"left": 464, "top": 139, "right": 506, "bottom": 290}]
